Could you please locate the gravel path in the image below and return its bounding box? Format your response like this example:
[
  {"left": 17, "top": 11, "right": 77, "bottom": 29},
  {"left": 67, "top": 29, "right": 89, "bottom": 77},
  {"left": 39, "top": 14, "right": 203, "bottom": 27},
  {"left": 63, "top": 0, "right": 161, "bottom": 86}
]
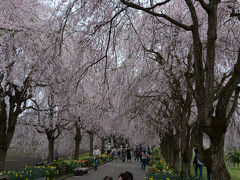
[{"left": 67, "top": 160, "right": 146, "bottom": 180}]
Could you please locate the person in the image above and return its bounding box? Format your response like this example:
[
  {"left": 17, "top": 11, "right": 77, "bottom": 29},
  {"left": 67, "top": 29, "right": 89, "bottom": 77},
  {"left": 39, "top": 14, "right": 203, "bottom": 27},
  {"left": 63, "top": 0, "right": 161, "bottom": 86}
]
[
  {"left": 122, "top": 147, "right": 127, "bottom": 162},
  {"left": 106, "top": 143, "right": 111, "bottom": 154},
  {"left": 93, "top": 145, "right": 101, "bottom": 170},
  {"left": 147, "top": 146, "right": 152, "bottom": 155},
  {"left": 111, "top": 146, "right": 117, "bottom": 162},
  {"left": 127, "top": 146, "right": 131, "bottom": 161},
  {"left": 193, "top": 148, "right": 203, "bottom": 179},
  {"left": 135, "top": 147, "right": 140, "bottom": 161},
  {"left": 103, "top": 176, "right": 113, "bottom": 180},
  {"left": 141, "top": 150, "right": 148, "bottom": 170},
  {"left": 207, "top": 167, "right": 211, "bottom": 180},
  {"left": 119, "top": 145, "right": 123, "bottom": 160},
  {"left": 54, "top": 150, "right": 59, "bottom": 161},
  {"left": 119, "top": 173, "right": 128, "bottom": 180},
  {"left": 125, "top": 171, "right": 133, "bottom": 180},
  {"left": 139, "top": 148, "right": 143, "bottom": 162}
]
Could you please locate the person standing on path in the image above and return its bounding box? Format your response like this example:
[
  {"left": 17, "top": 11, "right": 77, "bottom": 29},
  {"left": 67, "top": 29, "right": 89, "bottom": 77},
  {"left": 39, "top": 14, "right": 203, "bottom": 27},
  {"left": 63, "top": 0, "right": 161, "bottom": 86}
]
[
  {"left": 106, "top": 143, "right": 111, "bottom": 154},
  {"left": 127, "top": 146, "right": 131, "bottom": 162},
  {"left": 141, "top": 150, "right": 147, "bottom": 170},
  {"left": 111, "top": 146, "right": 117, "bottom": 162},
  {"left": 93, "top": 145, "right": 101, "bottom": 170},
  {"left": 135, "top": 147, "right": 140, "bottom": 161},
  {"left": 193, "top": 148, "right": 203, "bottom": 179},
  {"left": 122, "top": 146, "right": 127, "bottom": 162}
]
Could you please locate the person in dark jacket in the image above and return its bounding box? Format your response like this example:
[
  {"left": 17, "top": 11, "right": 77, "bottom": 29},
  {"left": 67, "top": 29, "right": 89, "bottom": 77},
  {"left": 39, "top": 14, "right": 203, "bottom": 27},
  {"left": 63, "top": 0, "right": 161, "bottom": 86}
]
[
  {"left": 193, "top": 148, "right": 203, "bottom": 179},
  {"left": 127, "top": 146, "right": 131, "bottom": 161}
]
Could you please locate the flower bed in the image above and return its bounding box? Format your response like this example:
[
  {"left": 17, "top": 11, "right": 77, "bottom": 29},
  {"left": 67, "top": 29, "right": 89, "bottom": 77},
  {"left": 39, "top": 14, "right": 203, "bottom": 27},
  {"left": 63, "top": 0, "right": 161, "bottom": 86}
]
[
  {"left": 0, "top": 153, "right": 110, "bottom": 180},
  {"left": 146, "top": 147, "right": 201, "bottom": 180},
  {"left": 0, "top": 166, "right": 58, "bottom": 180}
]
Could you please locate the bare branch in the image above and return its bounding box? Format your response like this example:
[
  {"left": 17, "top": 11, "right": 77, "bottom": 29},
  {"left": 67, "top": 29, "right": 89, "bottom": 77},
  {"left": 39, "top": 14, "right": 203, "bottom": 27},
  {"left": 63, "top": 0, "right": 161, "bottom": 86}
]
[{"left": 120, "top": 0, "right": 193, "bottom": 31}]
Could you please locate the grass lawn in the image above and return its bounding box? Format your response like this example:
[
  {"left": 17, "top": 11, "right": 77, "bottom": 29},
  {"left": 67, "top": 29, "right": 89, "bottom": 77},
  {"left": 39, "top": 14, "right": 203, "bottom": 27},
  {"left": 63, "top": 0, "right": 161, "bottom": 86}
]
[
  {"left": 5, "top": 151, "right": 43, "bottom": 170},
  {"left": 189, "top": 165, "right": 240, "bottom": 180}
]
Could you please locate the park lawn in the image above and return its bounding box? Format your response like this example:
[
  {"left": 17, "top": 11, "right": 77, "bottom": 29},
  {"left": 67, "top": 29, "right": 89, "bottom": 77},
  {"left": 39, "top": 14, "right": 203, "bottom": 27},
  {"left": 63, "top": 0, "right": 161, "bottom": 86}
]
[{"left": 189, "top": 165, "right": 240, "bottom": 180}]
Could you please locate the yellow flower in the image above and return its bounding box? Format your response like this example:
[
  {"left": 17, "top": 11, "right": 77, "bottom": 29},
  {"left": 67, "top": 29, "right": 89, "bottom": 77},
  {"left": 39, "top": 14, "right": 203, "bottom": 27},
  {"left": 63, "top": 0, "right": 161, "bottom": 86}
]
[
  {"left": 20, "top": 175, "right": 23, "bottom": 177},
  {"left": 16, "top": 173, "right": 18, "bottom": 177},
  {"left": 166, "top": 178, "right": 170, "bottom": 180},
  {"left": 46, "top": 177, "right": 49, "bottom": 180},
  {"left": 26, "top": 178, "right": 28, "bottom": 180},
  {"left": 149, "top": 177, "right": 154, "bottom": 180}
]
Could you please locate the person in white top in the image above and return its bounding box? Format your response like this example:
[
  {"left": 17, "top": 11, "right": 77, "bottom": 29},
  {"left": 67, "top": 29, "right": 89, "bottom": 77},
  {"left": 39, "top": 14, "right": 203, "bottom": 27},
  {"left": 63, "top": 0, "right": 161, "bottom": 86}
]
[
  {"left": 106, "top": 143, "right": 111, "bottom": 154},
  {"left": 93, "top": 145, "right": 101, "bottom": 170}
]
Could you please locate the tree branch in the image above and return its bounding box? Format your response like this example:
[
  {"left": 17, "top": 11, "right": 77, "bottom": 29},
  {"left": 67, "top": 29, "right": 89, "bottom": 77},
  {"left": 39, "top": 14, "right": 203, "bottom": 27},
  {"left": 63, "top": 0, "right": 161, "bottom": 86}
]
[
  {"left": 196, "top": 0, "right": 210, "bottom": 12},
  {"left": 120, "top": 0, "right": 193, "bottom": 31}
]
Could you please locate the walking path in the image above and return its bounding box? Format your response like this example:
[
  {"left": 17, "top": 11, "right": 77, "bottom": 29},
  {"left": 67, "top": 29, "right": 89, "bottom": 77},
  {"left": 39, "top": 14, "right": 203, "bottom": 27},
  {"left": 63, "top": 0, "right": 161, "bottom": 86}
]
[{"left": 66, "top": 160, "right": 146, "bottom": 180}]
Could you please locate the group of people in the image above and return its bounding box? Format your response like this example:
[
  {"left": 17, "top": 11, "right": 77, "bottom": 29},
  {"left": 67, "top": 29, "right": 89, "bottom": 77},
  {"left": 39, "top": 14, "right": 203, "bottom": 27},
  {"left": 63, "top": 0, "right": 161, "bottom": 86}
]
[
  {"left": 117, "top": 145, "right": 132, "bottom": 162},
  {"left": 103, "top": 171, "right": 133, "bottom": 180},
  {"left": 133, "top": 145, "right": 151, "bottom": 170},
  {"left": 93, "top": 143, "right": 152, "bottom": 171}
]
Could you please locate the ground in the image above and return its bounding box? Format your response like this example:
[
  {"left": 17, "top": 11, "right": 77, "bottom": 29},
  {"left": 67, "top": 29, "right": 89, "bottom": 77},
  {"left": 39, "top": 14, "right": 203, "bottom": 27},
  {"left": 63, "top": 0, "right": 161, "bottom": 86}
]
[
  {"left": 5, "top": 152, "right": 43, "bottom": 171},
  {"left": 67, "top": 160, "right": 146, "bottom": 180}
]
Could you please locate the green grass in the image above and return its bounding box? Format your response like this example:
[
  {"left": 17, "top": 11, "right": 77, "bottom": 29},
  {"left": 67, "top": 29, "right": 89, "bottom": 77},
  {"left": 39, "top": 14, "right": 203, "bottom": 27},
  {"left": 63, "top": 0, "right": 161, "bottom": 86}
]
[{"left": 189, "top": 165, "right": 240, "bottom": 180}]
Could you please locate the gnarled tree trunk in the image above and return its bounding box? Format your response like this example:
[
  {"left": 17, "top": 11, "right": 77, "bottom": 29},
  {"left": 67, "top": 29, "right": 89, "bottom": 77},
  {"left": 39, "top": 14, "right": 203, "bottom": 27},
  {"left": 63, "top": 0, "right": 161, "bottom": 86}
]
[
  {"left": 180, "top": 126, "right": 193, "bottom": 178},
  {"left": 47, "top": 135, "right": 55, "bottom": 162},
  {"left": 74, "top": 126, "right": 82, "bottom": 160},
  {"left": 160, "top": 132, "right": 180, "bottom": 173},
  {"left": 0, "top": 146, "right": 7, "bottom": 171},
  {"left": 88, "top": 132, "right": 94, "bottom": 155},
  {"left": 101, "top": 138, "right": 105, "bottom": 154}
]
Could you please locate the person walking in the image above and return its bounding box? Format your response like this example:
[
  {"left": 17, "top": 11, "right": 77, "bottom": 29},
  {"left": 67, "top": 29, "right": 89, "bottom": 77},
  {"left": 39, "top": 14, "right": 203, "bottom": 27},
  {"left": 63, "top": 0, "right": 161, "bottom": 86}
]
[
  {"left": 93, "top": 145, "right": 101, "bottom": 170},
  {"left": 193, "top": 148, "right": 203, "bottom": 179}
]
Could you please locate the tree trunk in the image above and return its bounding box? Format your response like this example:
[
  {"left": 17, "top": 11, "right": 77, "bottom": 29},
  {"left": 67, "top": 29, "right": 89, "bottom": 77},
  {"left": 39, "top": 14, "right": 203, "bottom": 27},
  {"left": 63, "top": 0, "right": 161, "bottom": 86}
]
[
  {"left": 173, "top": 147, "right": 180, "bottom": 174},
  {"left": 112, "top": 135, "right": 117, "bottom": 147},
  {"left": 0, "top": 101, "right": 20, "bottom": 171},
  {"left": 89, "top": 132, "right": 94, "bottom": 155},
  {"left": 208, "top": 136, "right": 230, "bottom": 180},
  {"left": 161, "top": 133, "right": 179, "bottom": 173},
  {"left": 0, "top": 146, "right": 7, "bottom": 171},
  {"left": 101, "top": 138, "right": 105, "bottom": 154},
  {"left": 74, "top": 126, "right": 82, "bottom": 160},
  {"left": 48, "top": 137, "right": 54, "bottom": 162},
  {"left": 180, "top": 128, "right": 193, "bottom": 178},
  {"left": 181, "top": 150, "right": 192, "bottom": 178}
]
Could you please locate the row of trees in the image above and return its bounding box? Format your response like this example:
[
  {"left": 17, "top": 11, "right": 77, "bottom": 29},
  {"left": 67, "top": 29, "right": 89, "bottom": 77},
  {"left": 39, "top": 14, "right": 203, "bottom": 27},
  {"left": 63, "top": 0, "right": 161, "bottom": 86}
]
[{"left": 0, "top": 1, "right": 240, "bottom": 180}]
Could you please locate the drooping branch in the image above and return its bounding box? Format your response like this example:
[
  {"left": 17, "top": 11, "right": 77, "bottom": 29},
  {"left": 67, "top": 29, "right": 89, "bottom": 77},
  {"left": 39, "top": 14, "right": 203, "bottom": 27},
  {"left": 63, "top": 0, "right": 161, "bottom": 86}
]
[{"left": 120, "top": 0, "right": 193, "bottom": 31}]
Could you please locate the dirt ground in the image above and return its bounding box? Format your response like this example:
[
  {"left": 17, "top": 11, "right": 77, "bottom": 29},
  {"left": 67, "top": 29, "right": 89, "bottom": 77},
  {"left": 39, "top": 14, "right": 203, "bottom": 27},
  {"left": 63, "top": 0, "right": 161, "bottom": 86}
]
[{"left": 5, "top": 151, "right": 44, "bottom": 171}]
